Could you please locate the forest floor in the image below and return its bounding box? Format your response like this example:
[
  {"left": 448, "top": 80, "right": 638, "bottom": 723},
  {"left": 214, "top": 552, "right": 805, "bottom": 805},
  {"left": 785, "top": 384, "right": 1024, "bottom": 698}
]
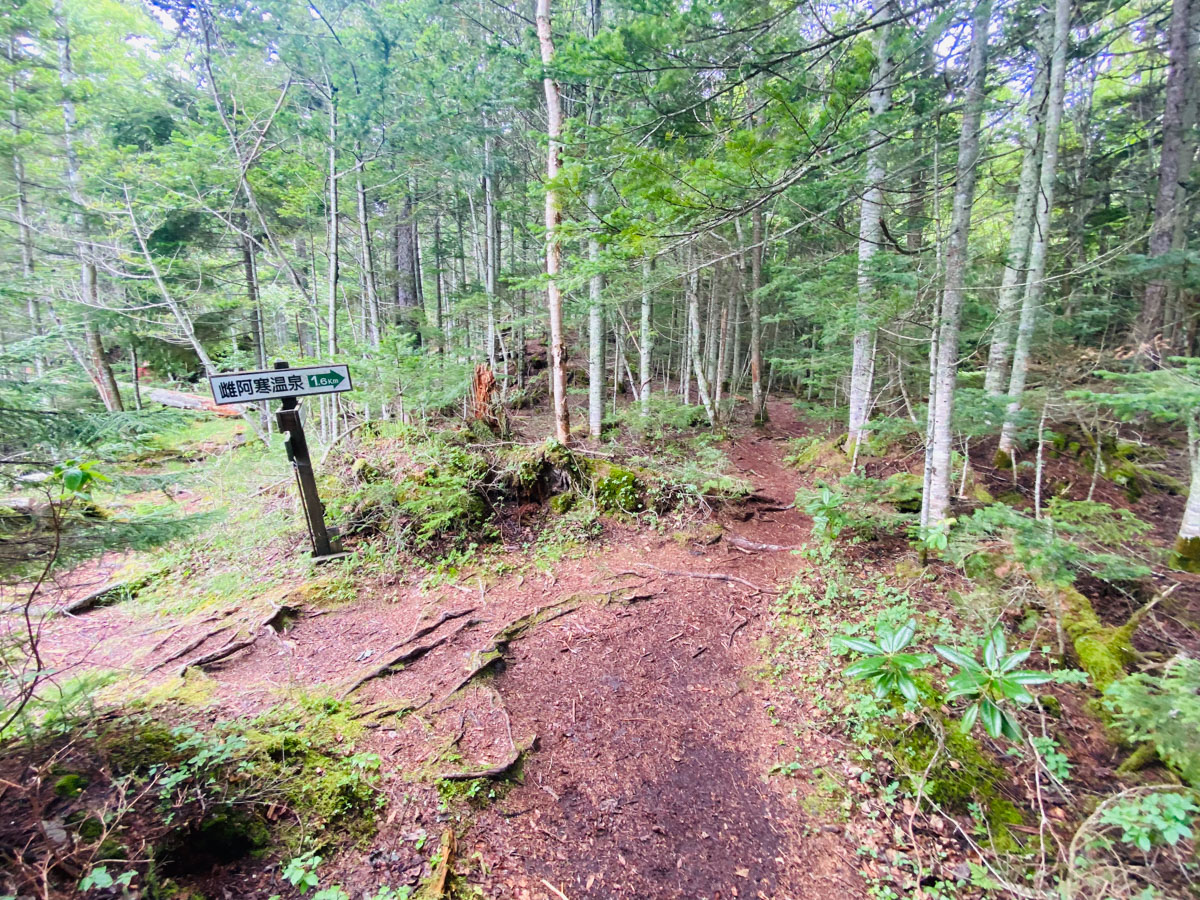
[
  {"left": 10, "top": 396, "right": 1198, "bottom": 899},
  {"left": 19, "top": 399, "right": 875, "bottom": 899}
]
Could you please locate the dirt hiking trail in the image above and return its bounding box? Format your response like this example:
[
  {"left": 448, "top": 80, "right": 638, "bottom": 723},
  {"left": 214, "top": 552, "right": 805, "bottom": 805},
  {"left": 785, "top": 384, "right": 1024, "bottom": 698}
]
[{"left": 35, "top": 401, "right": 864, "bottom": 899}]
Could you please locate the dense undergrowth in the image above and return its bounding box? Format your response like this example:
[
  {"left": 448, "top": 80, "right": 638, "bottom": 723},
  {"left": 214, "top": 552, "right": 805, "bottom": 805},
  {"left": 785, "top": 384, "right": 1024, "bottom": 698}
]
[{"left": 768, "top": 408, "right": 1200, "bottom": 899}]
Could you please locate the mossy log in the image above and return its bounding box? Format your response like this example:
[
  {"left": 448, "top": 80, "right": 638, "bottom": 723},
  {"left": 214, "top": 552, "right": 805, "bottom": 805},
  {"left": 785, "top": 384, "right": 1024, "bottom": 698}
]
[
  {"left": 1037, "top": 581, "right": 1142, "bottom": 691},
  {"left": 1170, "top": 535, "right": 1200, "bottom": 573}
]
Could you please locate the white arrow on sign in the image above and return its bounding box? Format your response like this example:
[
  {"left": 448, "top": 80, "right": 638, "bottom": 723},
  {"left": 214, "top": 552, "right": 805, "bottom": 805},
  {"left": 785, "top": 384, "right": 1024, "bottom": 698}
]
[{"left": 209, "top": 364, "right": 353, "bottom": 406}]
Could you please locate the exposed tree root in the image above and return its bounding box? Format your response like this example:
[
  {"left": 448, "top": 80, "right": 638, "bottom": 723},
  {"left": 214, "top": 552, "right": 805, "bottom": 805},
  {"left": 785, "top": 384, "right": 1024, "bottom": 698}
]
[
  {"left": 342, "top": 614, "right": 479, "bottom": 698},
  {"left": 437, "top": 699, "right": 527, "bottom": 781},
  {"left": 725, "top": 534, "right": 802, "bottom": 552},
  {"left": 632, "top": 562, "right": 772, "bottom": 594},
  {"left": 435, "top": 589, "right": 655, "bottom": 707},
  {"left": 175, "top": 605, "right": 297, "bottom": 678},
  {"left": 150, "top": 625, "right": 231, "bottom": 670}
]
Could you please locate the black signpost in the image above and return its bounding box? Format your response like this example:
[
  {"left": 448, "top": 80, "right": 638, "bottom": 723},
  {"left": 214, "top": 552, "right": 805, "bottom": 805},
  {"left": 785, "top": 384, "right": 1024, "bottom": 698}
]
[{"left": 209, "top": 360, "right": 351, "bottom": 561}]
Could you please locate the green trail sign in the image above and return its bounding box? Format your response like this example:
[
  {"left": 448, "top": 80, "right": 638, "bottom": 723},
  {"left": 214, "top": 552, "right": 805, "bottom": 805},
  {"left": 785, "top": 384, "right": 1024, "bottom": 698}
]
[
  {"left": 209, "top": 363, "right": 353, "bottom": 406},
  {"left": 307, "top": 369, "right": 346, "bottom": 389}
]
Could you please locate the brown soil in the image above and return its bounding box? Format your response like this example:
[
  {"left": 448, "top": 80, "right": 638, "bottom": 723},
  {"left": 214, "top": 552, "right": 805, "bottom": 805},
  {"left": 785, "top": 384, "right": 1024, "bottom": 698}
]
[
  {"left": 13, "top": 396, "right": 1192, "bottom": 899},
  {"left": 13, "top": 399, "right": 866, "bottom": 899}
]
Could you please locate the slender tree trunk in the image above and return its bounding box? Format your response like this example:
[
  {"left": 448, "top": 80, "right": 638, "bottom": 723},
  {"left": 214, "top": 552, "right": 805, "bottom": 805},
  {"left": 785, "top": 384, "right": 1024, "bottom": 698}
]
[
  {"left": 984, "top": 15, "right": 1051, "bottom": 394},
  {"left": 325, "top": 80, "right": 339, "bottom": 356},
  {"left": 484, "top": 128, "right": 500, "bottom": 369},
  {"left": 538, "top": 0, "right": 570, "bottom": 442},
  {"left": 749, "top": 209, "right": 767, "bottom": 423},
  {"left": 921, "top": 0, "right": 993, "bottom": 527},
  {"left": 1134, "top": 0, "right": 1194, "bottom": 352},
  {"left": 355, "top": 150, "right": 381, "bottom": 349},
  {"left": 1165, "top": 0, "right": 1200, "bottom": 352},
  {"left": 715, "top": 287, "right": 730, "bottom": 414},
  {"left": 9, "top": 58, "right": 44, "bottom": 378},
  {"left": 55, "top": 0, "right": 121, "bottom": 410},
  {"left": 640, "top": 258, "right": 653, "bottom": 413},
  {"left": 847, "top": 0, "right": 894, "bottom": 450},
  {"left": 687, "top": 259, "right": 716, "bottom": 424},
  {"left": 395, "top": 194, "right": 420, "bottom": 342},
  {"left": 588, "top": 189, "right": 605, "bottom": 438},
  {"left": 998, "top": 0, "right": 1069, "bottom": 456}
]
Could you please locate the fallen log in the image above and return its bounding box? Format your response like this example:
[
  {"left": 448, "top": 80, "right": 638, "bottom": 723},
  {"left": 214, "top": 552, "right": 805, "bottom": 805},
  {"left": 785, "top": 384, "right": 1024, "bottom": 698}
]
[
  {"left": 145, "top": 388, "right": 241, "bottom": 417},
  {"left": 63, "top": 580, "right": 133, "bottom": 615}
]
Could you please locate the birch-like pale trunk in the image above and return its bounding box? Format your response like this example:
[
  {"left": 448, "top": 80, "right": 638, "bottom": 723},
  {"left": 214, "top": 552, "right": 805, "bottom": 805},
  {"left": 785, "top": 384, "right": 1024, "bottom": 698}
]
[
  {"left": 998, "top": 0, "right": 1069, "bottom": 457},
  {"left": 715, "top": 289, "right": 730, "bottom": 414},
  {"left": 537, "top": 0, "right": 570, "bottom": 443},
  {"left": 55, "top": 0, "right": 121, "bottom": 411},
  {"left": 355, "top": 151, "right": 381, "bottom": 349},
  {"left": 1176, "top": 414, "right": 1200, "bottom": 569},
  {"left": 1134, "top": 0, "right": 1195, "bottom": 351},
  {"left": 484, "top": 130, "right": 499, "bottom": 369},
  {"left": 847, "top": 0, "right": 894, "bottom": 450},
  {"left": 124, "top": 187, "right": 217, "bottom": 375},
  {"left": 749, "top": 208, "right": 767, "bottom": 423},
  {"left": 326, "top": 82, "right": 339, "bottom": 356},
  {"left": 687, "top": 263, "right": 716, "bottom": 425},
  {"left": 921, "top": 0, "right": 993, "bottom": 527},
  {"left": 588, "top": 188, "right": 604, "bottom": 438},
  {"left": 983, "top": 15, "right": 1051, "bottom": 395},
  {"left": 640, "top": 258, "right": 653, "bottom": 413}
]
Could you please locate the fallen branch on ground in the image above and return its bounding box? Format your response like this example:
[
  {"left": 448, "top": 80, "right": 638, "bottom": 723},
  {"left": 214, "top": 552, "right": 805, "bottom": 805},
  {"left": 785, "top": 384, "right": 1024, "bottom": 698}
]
[
  {"left": 426, "top": 829, "right": 455, "bottom": 898},
  {"left": 62, "top": 580, "right": 133, "bottom": 615}
]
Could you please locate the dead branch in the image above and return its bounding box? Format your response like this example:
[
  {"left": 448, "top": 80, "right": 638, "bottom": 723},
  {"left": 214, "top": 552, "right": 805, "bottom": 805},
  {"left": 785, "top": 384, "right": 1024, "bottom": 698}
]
[
  {"left": 63, "top": 580, "right": 132, "bottom": 615},
  {"left": 726, "top": 611, "right": 750, "bottom": 646},
  {"left": 426, "top": 829, "right": 455, "bottom": 898}
]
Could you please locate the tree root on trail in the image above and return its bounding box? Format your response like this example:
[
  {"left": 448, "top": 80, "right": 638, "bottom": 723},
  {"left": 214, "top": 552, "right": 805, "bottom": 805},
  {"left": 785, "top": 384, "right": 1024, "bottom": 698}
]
[
  {"left": 725, "top": 534, "right": 802, "bottom": 552},
  {"left": 174, "top": 605, "right": 298, "bottom": 678},
  {"left": 342, "top": 613, "right": 479, "bottom": 698},
  {"left": 436, "top": 697, "right": 528, "bottom": 781},
  {"left": 632, "top": 562, "right": 772, "bottom": 594},
  {"left": 150, "top": 625, "right": 231, "bottom": 670},
  {"left": 434, "top": 589, "right": 656, "bottom": 707}
]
